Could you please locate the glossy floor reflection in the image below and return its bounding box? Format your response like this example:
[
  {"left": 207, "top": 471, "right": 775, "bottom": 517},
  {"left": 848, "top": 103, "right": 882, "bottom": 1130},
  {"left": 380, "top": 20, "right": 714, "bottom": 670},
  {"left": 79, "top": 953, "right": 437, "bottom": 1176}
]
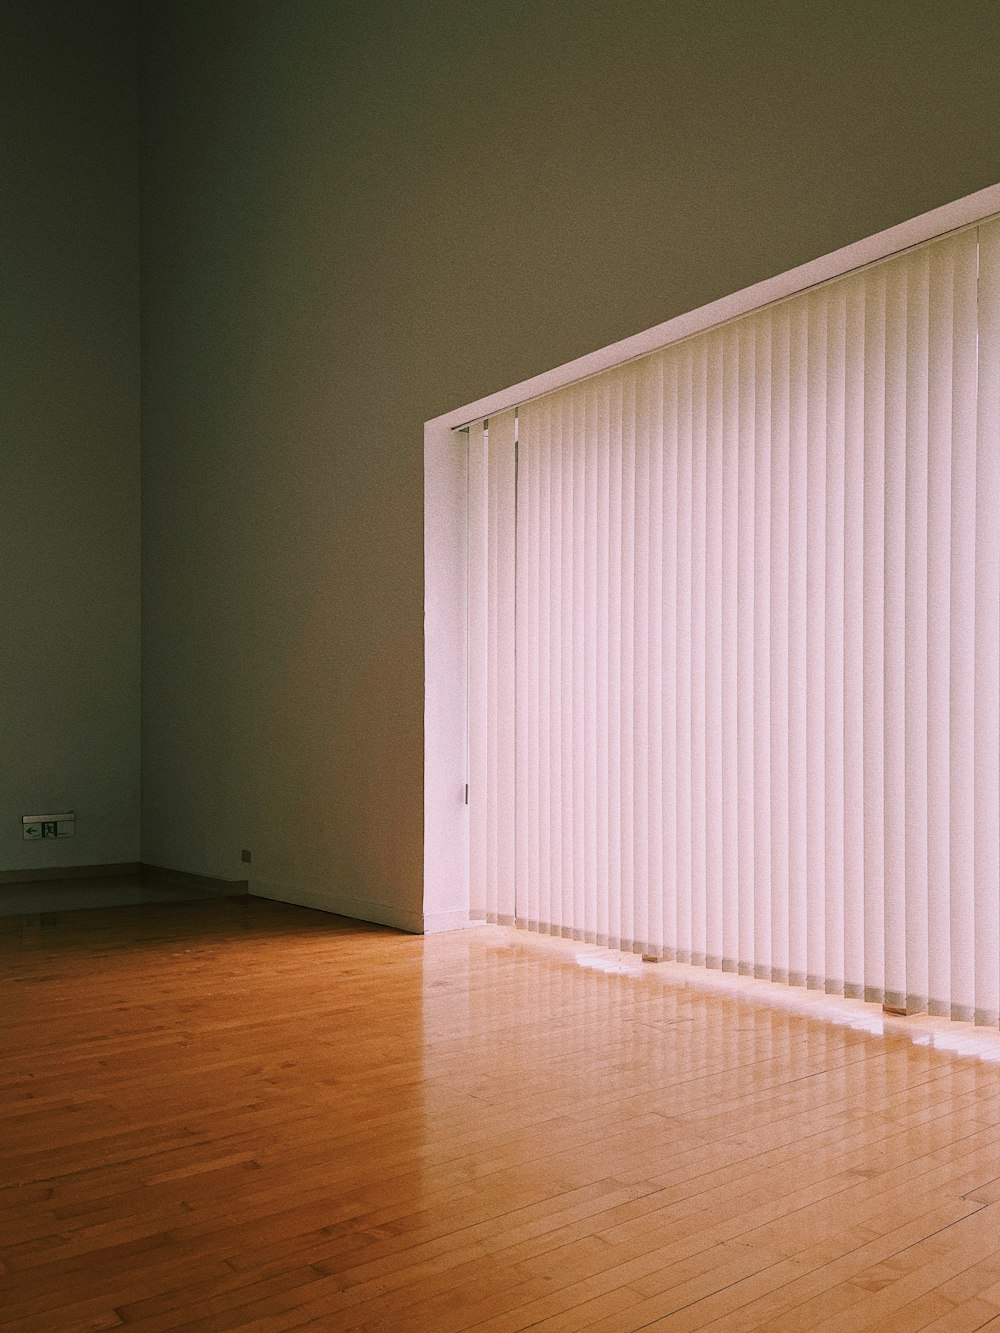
[
  {"left": 0, "top": 871, "right": 245, "bottom": 917},
  {"left": 3, "top": 899, "right": 1000, "bottom": 1331}
]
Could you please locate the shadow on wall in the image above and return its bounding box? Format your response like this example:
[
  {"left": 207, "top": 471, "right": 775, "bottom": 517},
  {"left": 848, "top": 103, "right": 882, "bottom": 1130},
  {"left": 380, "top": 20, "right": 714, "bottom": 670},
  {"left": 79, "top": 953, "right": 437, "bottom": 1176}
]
[{"left": 263, "top": 483, "right": 424, "bottom": 912}]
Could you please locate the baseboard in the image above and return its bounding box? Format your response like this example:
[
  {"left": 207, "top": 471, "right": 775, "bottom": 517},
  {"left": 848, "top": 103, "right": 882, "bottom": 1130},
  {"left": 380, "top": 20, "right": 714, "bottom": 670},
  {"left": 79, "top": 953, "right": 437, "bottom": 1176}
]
[
  {"left": 140, "top": 864, "right": 249, "bottom": 895},
  {"left": 249, "top": 877, "right": 424, "bottom": 934},
  {"left": 0, "top": 862, "right": 142, "bottom": 885}
]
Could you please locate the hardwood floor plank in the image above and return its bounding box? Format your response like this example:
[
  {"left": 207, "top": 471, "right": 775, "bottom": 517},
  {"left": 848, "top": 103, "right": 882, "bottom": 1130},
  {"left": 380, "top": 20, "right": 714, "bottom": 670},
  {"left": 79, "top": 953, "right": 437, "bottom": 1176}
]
[{"left": 4, "top": 897, "right": 1000, "bottom": 1329}]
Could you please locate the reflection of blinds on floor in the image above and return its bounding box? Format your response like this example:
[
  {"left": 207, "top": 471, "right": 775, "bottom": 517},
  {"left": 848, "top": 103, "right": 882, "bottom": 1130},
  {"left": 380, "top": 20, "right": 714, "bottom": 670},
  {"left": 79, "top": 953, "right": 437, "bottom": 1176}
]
[{"left": 468, "top": 219, "right": 1000, "bottom": 1023}]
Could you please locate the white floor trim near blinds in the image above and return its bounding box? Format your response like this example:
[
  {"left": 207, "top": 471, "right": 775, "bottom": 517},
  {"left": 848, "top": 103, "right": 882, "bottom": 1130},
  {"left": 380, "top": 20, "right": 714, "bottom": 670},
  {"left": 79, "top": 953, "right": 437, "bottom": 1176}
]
[{"left": 468, "top": 220, "right": 1000, "bottom": 1023}]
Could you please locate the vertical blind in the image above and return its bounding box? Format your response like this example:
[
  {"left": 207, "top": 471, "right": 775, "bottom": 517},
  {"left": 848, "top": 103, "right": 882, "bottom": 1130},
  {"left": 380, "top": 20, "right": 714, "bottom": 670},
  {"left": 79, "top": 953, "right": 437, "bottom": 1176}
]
[{"left": 468, "top": 220, "right": 1000, "bottom": 1023}]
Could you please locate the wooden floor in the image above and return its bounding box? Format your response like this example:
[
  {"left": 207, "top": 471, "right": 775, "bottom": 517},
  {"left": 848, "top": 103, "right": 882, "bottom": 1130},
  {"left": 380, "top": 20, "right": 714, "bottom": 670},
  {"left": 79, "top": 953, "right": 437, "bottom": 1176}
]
[
  {"left": 0, "top": 873, "right": 244, "bottom": 919},
  {"left": 4, "top": 900, "right": 1000, "bottom": 1332}
]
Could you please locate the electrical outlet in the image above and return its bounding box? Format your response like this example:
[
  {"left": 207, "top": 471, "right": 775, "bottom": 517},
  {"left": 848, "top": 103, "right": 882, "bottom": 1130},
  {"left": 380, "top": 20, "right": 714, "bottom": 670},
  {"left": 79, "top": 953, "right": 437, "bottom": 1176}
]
[{"left": 23, "top": 813, "right": 75, "bottom": 839}]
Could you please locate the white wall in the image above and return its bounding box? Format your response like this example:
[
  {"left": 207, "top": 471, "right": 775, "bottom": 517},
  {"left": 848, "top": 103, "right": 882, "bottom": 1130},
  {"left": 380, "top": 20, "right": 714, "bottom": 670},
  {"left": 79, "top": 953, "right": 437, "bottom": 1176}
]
[{"left": 0, "top": 1, "right": 141, "bottom": 874}]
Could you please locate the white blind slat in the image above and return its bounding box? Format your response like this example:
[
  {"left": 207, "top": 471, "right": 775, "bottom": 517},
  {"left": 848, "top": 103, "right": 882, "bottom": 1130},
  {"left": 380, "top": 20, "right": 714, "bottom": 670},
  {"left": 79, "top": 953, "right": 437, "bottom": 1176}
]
[{"left": 974, "top": 219, "right": 1000, "bottom": 1026}]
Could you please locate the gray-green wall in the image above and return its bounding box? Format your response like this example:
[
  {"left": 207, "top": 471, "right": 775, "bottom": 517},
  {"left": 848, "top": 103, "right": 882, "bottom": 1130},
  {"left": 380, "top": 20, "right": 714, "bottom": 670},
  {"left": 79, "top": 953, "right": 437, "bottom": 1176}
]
[
  {"left": 1, "top": 1, "right": 140, "bottom": 874},
  {"left": 138, "top": 0, "right": 1000, "bottom": 918},
  {"left": 7, "top": 2, "right": 999, "bottom": 911}
]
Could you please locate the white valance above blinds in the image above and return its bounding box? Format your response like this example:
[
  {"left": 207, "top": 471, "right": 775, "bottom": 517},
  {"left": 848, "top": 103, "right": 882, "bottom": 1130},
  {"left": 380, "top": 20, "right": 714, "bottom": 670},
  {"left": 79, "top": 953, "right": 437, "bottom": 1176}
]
[{"left": 467, "top": 219, "right": 1000, "bottom": 1023}]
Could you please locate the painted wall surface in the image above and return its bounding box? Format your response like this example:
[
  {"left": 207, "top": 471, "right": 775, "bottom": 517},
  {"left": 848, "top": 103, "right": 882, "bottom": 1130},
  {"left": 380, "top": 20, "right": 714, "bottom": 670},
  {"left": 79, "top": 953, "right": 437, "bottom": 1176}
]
[
  {"left": 0, "top": 1, "right": 140, "bottom": 873},
  {"left": 139, "top": 1, "right": 1000, "bottom": 923}
]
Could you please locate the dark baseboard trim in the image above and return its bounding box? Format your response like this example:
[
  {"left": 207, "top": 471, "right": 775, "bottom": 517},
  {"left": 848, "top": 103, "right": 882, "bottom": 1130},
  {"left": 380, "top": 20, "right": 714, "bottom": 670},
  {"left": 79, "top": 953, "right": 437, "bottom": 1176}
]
[
  {"left": 140, "top": 864, "right": 249, "bottom": 895},
  {"left": 0, "top": 862, "right": 142, "bottom": 885}
]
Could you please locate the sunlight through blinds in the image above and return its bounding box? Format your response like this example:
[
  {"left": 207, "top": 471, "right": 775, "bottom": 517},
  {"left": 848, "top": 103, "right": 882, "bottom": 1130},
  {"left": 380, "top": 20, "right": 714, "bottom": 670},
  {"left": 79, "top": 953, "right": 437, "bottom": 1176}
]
[{"left": 468, "top": 219, "right": 1000, "bottom": 1022}]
